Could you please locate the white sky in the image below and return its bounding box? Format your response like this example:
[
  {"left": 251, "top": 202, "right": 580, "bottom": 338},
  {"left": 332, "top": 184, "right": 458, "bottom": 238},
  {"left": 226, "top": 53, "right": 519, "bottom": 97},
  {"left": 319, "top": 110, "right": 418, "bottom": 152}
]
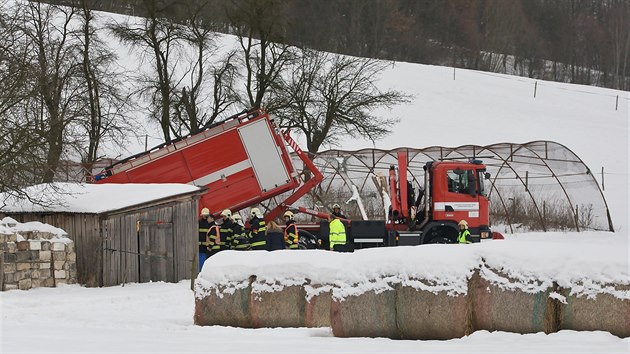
[{"left": 1, "top": 3, "right": 629, "bottom": 353}]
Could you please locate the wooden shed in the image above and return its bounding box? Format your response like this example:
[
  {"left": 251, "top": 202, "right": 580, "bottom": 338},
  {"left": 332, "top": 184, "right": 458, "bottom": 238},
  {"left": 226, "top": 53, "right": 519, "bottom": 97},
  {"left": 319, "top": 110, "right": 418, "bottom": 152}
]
[{"left": 0, "top": 183, "right": 205, "bottom": 287}]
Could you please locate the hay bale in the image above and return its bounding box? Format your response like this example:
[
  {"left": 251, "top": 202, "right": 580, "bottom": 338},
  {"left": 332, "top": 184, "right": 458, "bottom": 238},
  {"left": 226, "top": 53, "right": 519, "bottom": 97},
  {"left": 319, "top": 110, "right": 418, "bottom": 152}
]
[
  {"left": 194, "top": 280, "right": 252, "bottom": 327},
  {"left": 250, "top": 284, "right": 306, "bottom": 328},
  {"left": 330, "top": 288, "right": 399, "bottom": 338},
  {"left": 471, "top": 270, "right": 551, "bottom": 333},
  {"left": 396, "top": 284, "right": 469, "bottom": 340},
  {"left": 305, "top": 286, "right": 332, "bottom": 328},
  {"left": 560, "top": 286, "right": 630, "bottom": 338}
]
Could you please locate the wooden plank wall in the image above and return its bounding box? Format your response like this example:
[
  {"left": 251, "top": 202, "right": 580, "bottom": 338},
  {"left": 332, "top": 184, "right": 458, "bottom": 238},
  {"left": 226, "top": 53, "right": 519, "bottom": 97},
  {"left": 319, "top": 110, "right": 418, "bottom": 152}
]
[
  {"left": 2, "top": 213, "right": 102, "bottom": 286},
  {"left": 102, "top": 198, "right": 198, "bottom": 286},
  {"left": 174, "top": 199, "right": 197, "bottom": 280},
  {"left": 3, "top": 195, "right": 198, "bottom": 288}
]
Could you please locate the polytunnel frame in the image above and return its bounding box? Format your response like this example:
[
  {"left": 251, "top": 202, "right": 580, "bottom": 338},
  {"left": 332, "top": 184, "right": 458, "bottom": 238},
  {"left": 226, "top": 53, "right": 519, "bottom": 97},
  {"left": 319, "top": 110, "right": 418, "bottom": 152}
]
[{"left": 308, "top": 140, "right": 613, "bottom": 232}]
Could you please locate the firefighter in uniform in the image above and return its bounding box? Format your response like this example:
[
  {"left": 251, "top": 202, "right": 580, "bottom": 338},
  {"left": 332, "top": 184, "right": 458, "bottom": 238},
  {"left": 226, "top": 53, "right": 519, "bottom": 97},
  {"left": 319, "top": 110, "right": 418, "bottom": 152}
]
[
  {"left": 206, "top": 214, "right": 222, "bottom": 256},
  {"left": 217, "top": 209, "right": 235, "bottom": 250},
  {"left": 331, "top": 203, "right": 347, "bottom": 219},
  {"left": 198, "top": 208, "right": 212, "bottom": 271},
  {"left": 329, "top": 214, "right": 347, "bottom": 251},
  {"left": 458, "top": 219, "right": 472, "bottom": 244},
  {"left": 283, "top": 211, "right": 299, "bottom": 249},
  {"left": 229, "top": 211, "right": 251, "bottom": 250},
  {"left": 248, "top": 207, "right": 267, "bottom": 250}
]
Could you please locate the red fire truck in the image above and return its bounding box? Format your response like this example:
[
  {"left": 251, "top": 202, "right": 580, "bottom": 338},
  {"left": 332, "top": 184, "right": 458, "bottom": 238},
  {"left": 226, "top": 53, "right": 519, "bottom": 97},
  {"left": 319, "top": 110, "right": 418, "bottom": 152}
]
[
  {"left": 93, "top": 109, "right": 322, "bottom": 223},
  {"left": 94, "top": 109, "right": 495, "bottom": 246}
]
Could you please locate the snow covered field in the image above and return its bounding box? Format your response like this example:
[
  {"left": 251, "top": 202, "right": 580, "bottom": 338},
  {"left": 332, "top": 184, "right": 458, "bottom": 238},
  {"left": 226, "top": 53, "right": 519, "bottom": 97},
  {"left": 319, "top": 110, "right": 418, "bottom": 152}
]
[
  {"left": 2, "top": 3, "right": 630, "bottom": 354},
  {"left": 2, "top": 280, "right": 629, "bottom": 353}
]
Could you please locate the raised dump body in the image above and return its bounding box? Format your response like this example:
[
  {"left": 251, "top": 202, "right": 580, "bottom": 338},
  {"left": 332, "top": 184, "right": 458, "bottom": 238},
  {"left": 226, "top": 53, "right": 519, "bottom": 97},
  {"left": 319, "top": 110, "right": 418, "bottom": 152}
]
[{"left": 95, "top": 110, "right": 300, "bottom": 216}]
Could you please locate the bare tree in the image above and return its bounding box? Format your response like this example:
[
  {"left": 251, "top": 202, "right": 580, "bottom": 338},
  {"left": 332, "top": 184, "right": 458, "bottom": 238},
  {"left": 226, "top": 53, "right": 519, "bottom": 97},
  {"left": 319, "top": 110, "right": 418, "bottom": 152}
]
[
  {"left": 227, "top": 0, "right": 296, "bottom": 111},
  {"left": 73, "top": 0, "right": 135, "bottom": 177},
  {"left": 277, "top": 49, "right": 411, "bottom": 153},
  {"left": 174, "top": 1, "right": 238, "bottom": 134},
  {"left": 18, "top": 2, "right": 84, "bottom": 183},
  {"left": 108, "top": 2, "right": 182, "bottom": 143},
  {"left": 0, "top": 2, "right": 55, "bottom": 198}
]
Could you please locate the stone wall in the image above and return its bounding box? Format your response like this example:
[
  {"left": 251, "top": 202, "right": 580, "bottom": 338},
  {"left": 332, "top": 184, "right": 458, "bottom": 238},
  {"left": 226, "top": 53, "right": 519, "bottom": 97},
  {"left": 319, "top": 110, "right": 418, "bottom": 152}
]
[{"left": 1, "top": 231, "right": 77, "bottom": 291}]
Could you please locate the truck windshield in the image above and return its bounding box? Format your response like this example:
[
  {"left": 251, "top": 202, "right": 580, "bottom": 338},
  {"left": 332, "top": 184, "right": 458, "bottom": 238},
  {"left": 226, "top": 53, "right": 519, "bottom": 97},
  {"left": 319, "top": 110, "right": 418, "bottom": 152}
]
[
  {"left": 446, "top": 169, "right": 474, "bottom": 195},
  {"left": 477, "top": 170, "right": 487, "bottom": 197}
]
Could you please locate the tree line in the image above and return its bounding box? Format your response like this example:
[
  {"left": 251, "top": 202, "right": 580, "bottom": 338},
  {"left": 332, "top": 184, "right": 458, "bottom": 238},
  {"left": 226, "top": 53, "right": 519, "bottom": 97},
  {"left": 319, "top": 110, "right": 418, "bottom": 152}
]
[
  {"left": 46, "top": 0, "right": 630, "bottom": 90},
  {"left": 0, "top": 0, "right": 409, "bottom": 201}
]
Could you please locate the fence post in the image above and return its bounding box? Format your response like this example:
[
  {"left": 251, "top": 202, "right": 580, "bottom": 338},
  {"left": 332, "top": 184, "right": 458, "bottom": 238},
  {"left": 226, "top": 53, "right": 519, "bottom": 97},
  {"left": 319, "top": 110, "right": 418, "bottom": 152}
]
[
  {"left": 191, "top": 254, "right": 197, "bottom": 291},
  {"left": 616, "top": 95, "right": 619, "bottom": 111},
  {"left": 601, "top": 166, "right": 605, "bottom": 191},
  {"left": 525, "top": 171, "right": 529, "bottom": 192},
  {"left": 534, "top": 81, "right": 538, "bottom": 98},
  {"left": 453, "top": 67, "right": 456, "bottom": 80},
  {"left": 574, "top": 204, "right": 580, "bottom": 232}
]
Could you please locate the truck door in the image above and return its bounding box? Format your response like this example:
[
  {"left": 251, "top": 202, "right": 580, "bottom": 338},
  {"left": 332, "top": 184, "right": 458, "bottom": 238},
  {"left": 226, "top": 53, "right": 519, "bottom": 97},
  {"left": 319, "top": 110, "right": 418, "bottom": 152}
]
[{"left": 435, "top": 167, "right": 481, "bottom": 226}]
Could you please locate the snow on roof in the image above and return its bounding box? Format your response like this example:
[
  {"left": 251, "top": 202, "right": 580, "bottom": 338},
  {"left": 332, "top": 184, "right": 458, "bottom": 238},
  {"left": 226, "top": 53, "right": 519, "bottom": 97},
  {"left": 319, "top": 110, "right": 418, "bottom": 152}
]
[
  {"left": 0, "top": 216, "right": 68, "bottom": 238},
  {"left": 0, "top": 182, "right": 202, "bottom": 214},
  {"left": 196, "top": 232, "right": 630, "bottom": 301}
]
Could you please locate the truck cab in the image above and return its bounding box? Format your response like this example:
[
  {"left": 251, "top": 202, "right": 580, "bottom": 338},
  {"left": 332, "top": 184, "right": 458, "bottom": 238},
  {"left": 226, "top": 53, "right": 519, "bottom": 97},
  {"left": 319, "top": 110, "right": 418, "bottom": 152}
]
[{"left": 418, "top": 160, "right": 491, "bottom": 243}]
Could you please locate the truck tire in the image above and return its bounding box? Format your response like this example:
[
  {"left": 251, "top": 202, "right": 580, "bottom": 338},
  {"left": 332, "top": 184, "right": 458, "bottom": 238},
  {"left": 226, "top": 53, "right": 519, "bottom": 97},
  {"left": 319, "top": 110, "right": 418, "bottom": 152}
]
[{"left": 420, "top": 222, "right": 458, "bottom": 244}]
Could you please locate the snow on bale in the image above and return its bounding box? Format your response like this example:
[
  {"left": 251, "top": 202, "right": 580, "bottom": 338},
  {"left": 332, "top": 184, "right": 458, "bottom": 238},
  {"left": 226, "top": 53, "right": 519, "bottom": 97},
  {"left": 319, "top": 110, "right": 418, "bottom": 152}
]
[
  {"left": 304, "top": 285, "right": 332, "bottom": 327},
  {"left": 396, "top": 283, "right": 470, "bottom": 340},
  {"left": 250, "top": 280, "right": 306, "bottom": 328},
  {"left": 330, "top": 284, "right": 398, "bottom": 338},
  {"left": 559, "top": 284, "right": 630, "bottom": 337},
  {"left": 194, "top": 278, "right": 253, "bottom": 327},
  {"left": 193, "top": 234, "right": 630, "bottom": 339},
  {"left": 470, "top": 268, "right": 554, "bottom": 334}
]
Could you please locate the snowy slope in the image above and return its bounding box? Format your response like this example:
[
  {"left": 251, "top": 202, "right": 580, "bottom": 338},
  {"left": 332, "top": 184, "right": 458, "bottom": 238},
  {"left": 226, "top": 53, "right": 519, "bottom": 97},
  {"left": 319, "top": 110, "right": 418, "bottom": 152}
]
[
  {"left": 1, "top": 3, "right": 629, "bottom": 354},
  {"left": 98, "top": 11, "right": 629, "bottom": 232}
]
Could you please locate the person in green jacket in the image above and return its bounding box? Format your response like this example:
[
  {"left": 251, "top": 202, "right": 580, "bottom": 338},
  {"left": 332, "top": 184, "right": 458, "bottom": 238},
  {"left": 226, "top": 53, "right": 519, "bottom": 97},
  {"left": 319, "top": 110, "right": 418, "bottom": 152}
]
[
  {"left": 329, "top": 214, "right": 347, "bottom": 251},
  {"left": 457, "top": 220, "right": 472, "bottom": 244}
]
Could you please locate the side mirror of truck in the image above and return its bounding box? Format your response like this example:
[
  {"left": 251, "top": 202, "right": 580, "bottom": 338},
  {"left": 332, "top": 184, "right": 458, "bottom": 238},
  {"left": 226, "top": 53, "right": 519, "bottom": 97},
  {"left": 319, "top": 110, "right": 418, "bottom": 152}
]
[{"left": 484, "top": 172, "right": 491, "bottom": 180}]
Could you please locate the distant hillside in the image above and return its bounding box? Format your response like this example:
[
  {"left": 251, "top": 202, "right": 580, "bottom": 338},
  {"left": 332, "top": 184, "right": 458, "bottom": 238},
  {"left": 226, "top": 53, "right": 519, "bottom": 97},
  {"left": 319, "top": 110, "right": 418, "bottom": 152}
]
[{"left": 44, "top": 0, "right": 630, "bottom": 91}]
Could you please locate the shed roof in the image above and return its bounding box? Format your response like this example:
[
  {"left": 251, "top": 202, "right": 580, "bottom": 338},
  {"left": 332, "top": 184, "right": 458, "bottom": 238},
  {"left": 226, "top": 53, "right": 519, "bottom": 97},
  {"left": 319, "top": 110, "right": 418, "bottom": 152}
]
[{"left": 0, "top": 183, "right": 202, "bottom": 214}]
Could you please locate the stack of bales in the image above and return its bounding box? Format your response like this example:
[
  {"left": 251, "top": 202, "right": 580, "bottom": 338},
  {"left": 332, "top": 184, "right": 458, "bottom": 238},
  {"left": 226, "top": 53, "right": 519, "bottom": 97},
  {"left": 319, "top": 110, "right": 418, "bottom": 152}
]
[{"left": 194, "top": 246, "right": 630, "bottom": 339}]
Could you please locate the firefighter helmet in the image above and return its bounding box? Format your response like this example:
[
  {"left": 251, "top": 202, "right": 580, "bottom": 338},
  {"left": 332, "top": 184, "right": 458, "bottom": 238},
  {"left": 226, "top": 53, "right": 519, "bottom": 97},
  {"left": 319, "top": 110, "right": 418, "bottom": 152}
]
[
  {"left": 233, "top": 213, "right": 242, "bottom": 222},
  {"left": 283, "top": 211, "right": 294, "bottom": 220},
  {"left": 200, "top": 208, "right": 210, "bottom": 216},
  {"left": 251, "top": 207, "right": 262, "bottom": 218},
  {"left": 332, "top": 203, "right": 341, "bottom": 209},
  {"left": 220, "top": 209, "right": 232, "bottom": 219},
  {"left": 458, "top": 219, "right": 468, "bottom": 228}
]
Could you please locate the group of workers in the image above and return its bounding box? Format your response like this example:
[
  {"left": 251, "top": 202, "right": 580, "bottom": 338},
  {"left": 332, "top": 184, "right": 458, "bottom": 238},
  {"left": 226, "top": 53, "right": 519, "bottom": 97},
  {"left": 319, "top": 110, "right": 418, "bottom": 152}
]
[
  {"left": 198, "top": 203, "right": 474, "bottom": 271},
  {"left": 197, "top": 204, "right": 349, "bottom": 271}
]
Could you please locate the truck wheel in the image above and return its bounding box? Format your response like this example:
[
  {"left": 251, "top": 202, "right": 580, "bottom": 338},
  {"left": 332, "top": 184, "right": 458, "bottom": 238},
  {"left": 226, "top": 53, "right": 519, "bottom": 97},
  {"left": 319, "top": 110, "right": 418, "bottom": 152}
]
[{"left": 421, "top": 223, "right": 458, "bottom": 244}]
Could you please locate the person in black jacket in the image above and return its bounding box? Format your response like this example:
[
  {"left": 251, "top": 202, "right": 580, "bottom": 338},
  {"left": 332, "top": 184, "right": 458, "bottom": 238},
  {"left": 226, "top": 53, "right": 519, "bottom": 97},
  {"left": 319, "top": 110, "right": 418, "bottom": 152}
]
[
  {"left": 198, "top": 208, "right": 212, "bottom": 271},
  {"left": 265, "top": 220, "right": 285, "bottom": 251},
  {"left": 248, "top": 207, "right": 267, "bottom": 250}
]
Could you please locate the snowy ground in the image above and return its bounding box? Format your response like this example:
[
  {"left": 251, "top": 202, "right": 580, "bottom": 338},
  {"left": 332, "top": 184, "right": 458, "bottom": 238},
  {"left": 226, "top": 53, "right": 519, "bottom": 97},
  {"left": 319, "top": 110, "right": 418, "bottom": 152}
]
[
  {"left": 2, "top": 280, "right": 629, "bottom": 354},
  {"left": 1, "top": 3, "right": 629, "bottom": 353}
]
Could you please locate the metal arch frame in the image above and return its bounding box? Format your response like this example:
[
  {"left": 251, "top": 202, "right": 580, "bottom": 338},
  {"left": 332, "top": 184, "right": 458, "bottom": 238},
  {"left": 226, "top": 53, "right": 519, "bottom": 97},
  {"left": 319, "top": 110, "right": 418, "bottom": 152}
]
[
  {"left": 523, "top": 141, "right": 613, "bottom": 231},
  {"left": 484, "top": 143, "right": 549, "bottom": 232},
  {"left": 518, "top": 141, "right": 584, "bottom": 231},
  {"left": 307, "top": 140, "right": 611, "bottom": 231}
]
